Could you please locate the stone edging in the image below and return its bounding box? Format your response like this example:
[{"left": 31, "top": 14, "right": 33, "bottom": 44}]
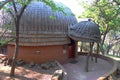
[{"left": 51, "top": 60, "right": 67, "bottom": 80}]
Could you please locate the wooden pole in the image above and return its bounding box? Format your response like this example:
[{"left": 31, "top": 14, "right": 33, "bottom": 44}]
[
  {"left": 95, "top": 43, "right": 99, "bottom": 63},
  {"left": 85, "top": 42, "right": 94, "bottom": 72},
  {"left": 80, "top": 42, "right": 83, "bottom": 52}
]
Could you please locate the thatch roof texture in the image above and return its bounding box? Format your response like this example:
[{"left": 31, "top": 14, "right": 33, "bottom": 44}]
[
  {"left": 9, "top": 1, "right": 77, "bottom": 46},
  {"left": 68, "top": 19, "right": 101, "bottom": 42}
]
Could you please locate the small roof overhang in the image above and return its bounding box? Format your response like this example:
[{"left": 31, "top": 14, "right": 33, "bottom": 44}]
[{"left": 68, "top": 19, "right": 101, "bottom": 43}]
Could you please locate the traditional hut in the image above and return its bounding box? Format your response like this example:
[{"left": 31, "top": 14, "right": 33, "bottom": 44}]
[
  {"left": 68, "top": 19, "right": 101, "bottom": 71},
  {"left": 7, "top": 1, "right": 77, "bottom": 64}
]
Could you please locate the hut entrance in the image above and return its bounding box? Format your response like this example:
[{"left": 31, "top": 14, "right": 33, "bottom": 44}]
[{"left": 69, "top": 39, "right": 76, "bottom": 59}]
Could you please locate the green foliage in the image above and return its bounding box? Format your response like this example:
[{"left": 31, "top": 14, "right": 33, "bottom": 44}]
[
  {"left": 42, "top": 0, "right": 66, "bottom": 15},
  {"left": 79, "top": 0, "right": 120, "bottom": 55},
  {"left": 80, "top": 0, "right": 120, "bottom": 32},
  {"left": 50, "top": 15, "right": 54, "bottom": 20},
  {"left": 17, "top": 0, "right": 31, "bottom": 5},
  {"left": 102, "top": 43, "right": 108, "bottom": 50},
  {"left": 0, "top": 38, "right": 13, "bottom": 46}
]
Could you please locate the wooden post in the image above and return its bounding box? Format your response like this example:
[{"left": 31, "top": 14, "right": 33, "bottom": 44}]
[
  {"left": 85, "top": 42, "right": 94, "bottom": 72},
  {"left": 75, "top": 41, "right": 78, "bottom": 58},
  {"left": 90, "top": 42, "right": 94, "bottom": 61},
  {"left": 95, "top": 43, "right": 99, "bottom": 63},
  {"left": 80, "top": 42, "right": 83, "bottom": 52}
]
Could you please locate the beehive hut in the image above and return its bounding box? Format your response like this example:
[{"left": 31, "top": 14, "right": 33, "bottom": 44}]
[
  {"left": 68, "top": 19, "right": 101, "bottom": 42},
  {"left": 68, "top": 19, "right": 101, "bottom": 71},
  {"left": 7, "top": 1, "right": 77, "bottom": 64}
]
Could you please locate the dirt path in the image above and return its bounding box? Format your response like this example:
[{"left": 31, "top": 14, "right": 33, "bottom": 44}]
[{"left": 0, "top": 61, "right": 60, "bottom": 80}]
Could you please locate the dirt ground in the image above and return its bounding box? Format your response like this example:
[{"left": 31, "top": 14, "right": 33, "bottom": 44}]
[
  {"left": 0, "top": 60, "right": 60, "bottom": 80},
  {"left": 0, "top": 55, "right": 119, "bottom": 80}
]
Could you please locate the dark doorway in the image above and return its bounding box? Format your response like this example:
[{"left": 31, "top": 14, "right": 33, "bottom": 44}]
[{"left": 69, "top": 39, "right": 76, "bottom": 58}]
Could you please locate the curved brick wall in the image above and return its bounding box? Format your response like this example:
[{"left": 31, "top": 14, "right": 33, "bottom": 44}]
[{"left": 7, "top": 44, "right": 69, "bottom": 64}]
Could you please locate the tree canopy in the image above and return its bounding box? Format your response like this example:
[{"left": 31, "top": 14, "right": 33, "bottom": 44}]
[{"left": 79, "top": 0, "right": 120, "bottom": 54}]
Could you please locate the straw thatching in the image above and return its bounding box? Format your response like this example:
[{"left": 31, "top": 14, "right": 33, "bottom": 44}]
[
  {"left": 68, "top": 19, "right": 101, "bottom": 43},
  {"left": 9, "top": 1, "right": 77, "bottom": 46}
]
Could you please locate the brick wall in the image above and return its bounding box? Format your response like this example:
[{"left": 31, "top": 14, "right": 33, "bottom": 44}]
[{"left": 7, "top": 44, "right": 69, "bottom": 64}]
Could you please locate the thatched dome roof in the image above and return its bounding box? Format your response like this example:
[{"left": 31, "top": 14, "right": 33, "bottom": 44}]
[
  {"left": 68, "top": 19, "right": 101, "bottom": 42},
  {"left": 9, "top": 1, "right": 77, "bottom": 46}
]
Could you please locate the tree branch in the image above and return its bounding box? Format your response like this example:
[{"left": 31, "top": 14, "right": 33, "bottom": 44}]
[
  {"left": 12, "top": 0, "right": 17, "bottom": 14},
  {"left": 19, "top": 0, "right": 32, "bottom": 19},
  {"left": 8, "top": 10, "right": 16, "bottom": 21},
  {"left": 18, "top": 5, "right": 27, "bottom": 18},
  {"left": 101, "top": 23, "right": 109, "bottom": 45},
  {"left": 0, "top": 0, "right": 12, "bottom": 9}
]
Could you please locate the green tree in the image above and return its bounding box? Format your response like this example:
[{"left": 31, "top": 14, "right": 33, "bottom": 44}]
[
  {"left": 79, "top": 0, "right": 120, "bottom": 55},
  {"left": 0, "top": 0, "right": 12, "bottom": 9},
  {"left": 3, "top": 0, "right": 32, "bottom": 76}
]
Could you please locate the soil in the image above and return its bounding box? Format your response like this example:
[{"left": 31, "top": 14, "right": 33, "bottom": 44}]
[
  {"left": 0, "top": 55, "right": 120, "bottom": 80},
  {"left": 0, "top": 60, "right": 60, "bottom": 80}
]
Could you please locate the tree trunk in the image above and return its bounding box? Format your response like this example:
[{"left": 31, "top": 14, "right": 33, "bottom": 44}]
[
  {"left": 106, "top": 40, "right": 120, "bottom": 55},
  {"left": 9, "top": 0, "right": 29, "bottom": 76},
  {"left": 10, "top": 19, "right": 19, "bottom": 76},
  {"left": 106, "top": 44, "right": 113, "bottom": 54},
  {"left": 101, "top": 23, "right": 109, "bottom": 46},
  {"left": 100, "top": 23, "right": 109, "bottom": 55}
]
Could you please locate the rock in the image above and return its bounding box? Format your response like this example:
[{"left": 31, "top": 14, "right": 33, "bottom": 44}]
[
  {"left": 51, "top": 76, "right": 59, "bottom": 80},
  {"left": 7, "top": 59, "right": 12, "bottom": 65},
  {"left": 49, "top": 61, "right": 57, "bottom": 68},
  {"left": 3, "top": 61, "right": 7, "bottom": 66},
  {"left": 41, "top": 63, "right": 50, "bottom": 70},
  {"left": 37, "top": 65, "right": 41, "bottom": 69},
  {"left": 16, "top": 59, "right": 25, "bottom": 66},
  {"left": 51, "top": 70, "right": 63, "bottom": 80},
  {"left": 28, "top": 61, "right": 35, "bottom": 68},
  {"left": 0, "top": 57, "right": 7, "bottom": 63},
  {"left": 2, "top": 57, "right": 7, "bottom": 61}
]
